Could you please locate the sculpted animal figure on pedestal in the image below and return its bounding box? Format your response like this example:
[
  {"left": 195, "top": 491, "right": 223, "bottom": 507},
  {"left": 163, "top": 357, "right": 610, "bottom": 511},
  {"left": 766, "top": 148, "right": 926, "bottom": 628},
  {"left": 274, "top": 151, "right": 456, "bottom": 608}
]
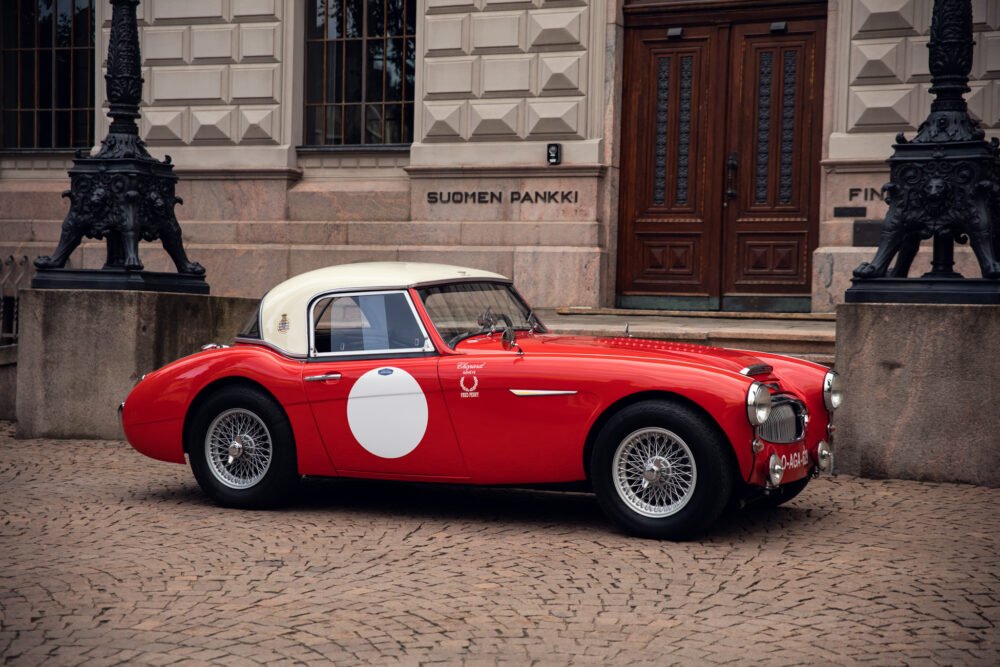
[{"left": 853, "top": 153, "right": 1000, "bottom": 280}]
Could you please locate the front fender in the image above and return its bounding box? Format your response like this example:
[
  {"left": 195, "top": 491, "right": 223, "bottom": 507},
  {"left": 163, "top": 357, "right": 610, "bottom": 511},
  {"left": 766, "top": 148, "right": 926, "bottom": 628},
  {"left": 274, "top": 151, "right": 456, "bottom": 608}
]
[{"left": 556, "top": 356, "right": 758, "bottom": 480}]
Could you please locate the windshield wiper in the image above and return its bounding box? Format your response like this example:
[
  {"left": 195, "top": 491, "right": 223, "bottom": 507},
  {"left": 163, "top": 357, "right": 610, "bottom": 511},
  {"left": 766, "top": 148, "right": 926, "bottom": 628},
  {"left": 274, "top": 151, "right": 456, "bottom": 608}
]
[
  {"left": 449, "top": 307, "right": 499, "bottom": 347},
  {"left": 526, "top": 309, "right": 544, "bottom": 332}
]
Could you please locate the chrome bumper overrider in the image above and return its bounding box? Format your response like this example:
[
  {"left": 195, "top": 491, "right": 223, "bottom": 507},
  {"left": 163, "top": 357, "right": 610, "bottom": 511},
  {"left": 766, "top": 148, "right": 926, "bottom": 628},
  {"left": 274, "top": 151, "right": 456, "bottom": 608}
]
[{"left": 117, "top": 401, "right": 125, "bottom": 436}]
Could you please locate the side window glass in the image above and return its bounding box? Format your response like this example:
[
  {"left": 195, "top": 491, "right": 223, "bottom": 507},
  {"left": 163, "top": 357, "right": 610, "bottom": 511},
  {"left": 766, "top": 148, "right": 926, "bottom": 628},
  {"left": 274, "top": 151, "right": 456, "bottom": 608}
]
[{"left": 312, "top": 292, "right": 427, "bottom": 355}]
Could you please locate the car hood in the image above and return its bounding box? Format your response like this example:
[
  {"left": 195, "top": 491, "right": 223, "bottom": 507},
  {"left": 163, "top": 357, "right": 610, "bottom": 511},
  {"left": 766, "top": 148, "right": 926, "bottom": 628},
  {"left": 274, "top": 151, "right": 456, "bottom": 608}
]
[{"left": 514, "top": 334, "right": 774, "bottom": 378}]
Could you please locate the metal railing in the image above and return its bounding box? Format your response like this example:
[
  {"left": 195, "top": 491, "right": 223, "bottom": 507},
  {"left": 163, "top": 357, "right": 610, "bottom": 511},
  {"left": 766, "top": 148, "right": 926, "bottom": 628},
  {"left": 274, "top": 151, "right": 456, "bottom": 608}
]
[{"left": 1, "top": 256, "right": 30, "bottom": 347}]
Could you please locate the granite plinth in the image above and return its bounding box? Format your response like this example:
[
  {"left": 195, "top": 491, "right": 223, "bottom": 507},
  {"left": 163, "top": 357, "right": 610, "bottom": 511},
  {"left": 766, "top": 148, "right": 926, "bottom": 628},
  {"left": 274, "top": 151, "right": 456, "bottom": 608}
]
[
  {"left": 32, "top": 268, "right": 209, "bottom": 294},
  {"left": 834, "top": 303, "right": 1000, "bottom": 487},
  {"left": 0, "top": 344, "right": 15, "bottom": 420},
  {"left": 846, "top": 277, "right": 1000, "bottom": 304},
  {"left": 15, "top": 289, "right": 257, "bottom": 439}
]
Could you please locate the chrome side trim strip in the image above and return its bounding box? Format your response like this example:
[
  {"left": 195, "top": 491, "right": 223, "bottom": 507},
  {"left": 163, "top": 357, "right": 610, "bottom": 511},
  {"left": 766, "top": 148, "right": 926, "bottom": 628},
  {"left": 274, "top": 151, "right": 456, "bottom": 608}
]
[{"left": 509, "top": 389, "right": 578, "bottom": 397}]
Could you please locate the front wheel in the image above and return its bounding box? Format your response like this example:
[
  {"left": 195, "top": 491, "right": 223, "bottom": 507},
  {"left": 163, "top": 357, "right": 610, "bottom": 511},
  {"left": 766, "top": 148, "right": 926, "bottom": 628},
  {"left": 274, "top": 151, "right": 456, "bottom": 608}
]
[
  {"left": 591, "top": 401, "right": 736, "bottom": 540},
  {"left": 188, "top": 386, "right": 299, "bottom": 508}
]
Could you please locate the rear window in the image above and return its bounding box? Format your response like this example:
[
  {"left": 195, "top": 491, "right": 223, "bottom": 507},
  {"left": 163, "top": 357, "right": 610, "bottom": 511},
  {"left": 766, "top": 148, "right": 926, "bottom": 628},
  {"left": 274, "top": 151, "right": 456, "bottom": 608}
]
[{"left": 237, "top": 304, "right": 261, "bottom": 339}]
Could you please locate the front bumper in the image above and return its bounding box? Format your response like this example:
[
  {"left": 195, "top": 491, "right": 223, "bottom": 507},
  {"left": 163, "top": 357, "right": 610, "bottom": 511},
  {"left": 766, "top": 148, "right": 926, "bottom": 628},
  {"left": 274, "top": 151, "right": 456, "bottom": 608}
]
[{"left": 749, "top": 436, "right": 833, "bottom": 487}]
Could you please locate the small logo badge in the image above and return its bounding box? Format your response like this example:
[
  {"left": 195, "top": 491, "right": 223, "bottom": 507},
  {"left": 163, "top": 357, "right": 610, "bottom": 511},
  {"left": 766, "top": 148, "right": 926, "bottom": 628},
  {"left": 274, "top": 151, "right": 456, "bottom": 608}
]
[
  {"left": 277, "top": 314, "right": 289, "bottom": 333},
  {"left": 460, "top": 375, "right": 479, "bottom": 398},
  {"left": 378, "top": 368, "right": 393, "bottom": 376}
]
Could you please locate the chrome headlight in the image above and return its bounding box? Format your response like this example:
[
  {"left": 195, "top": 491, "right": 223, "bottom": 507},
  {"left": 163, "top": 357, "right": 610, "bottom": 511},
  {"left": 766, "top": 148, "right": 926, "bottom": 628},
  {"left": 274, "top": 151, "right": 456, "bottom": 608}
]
[
  {"left": 823, "top": 370, "right": 843, "bottom": 411},
  {"left": 746, "top": 381, "right": 772, "bottom": 426},
  {"left": 768, "top": 453, "right": 785, "bottom": 486},
  {"left": 817, "top": 440, "right": 833, "bottom": 472}
]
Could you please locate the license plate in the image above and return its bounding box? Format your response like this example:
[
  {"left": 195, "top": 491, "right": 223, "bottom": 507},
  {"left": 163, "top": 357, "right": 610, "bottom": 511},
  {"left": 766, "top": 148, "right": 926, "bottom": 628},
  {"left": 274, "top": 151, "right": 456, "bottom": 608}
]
[{"left": 780, "top": 449, "right": 810, "bottom": 471}]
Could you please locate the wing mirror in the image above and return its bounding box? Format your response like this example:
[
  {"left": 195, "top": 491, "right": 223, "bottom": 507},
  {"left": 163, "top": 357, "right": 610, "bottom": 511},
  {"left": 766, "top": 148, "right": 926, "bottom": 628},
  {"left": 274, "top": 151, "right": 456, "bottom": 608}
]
[{"left": 502, "top": 326, "right": 524, "bottom": 356}]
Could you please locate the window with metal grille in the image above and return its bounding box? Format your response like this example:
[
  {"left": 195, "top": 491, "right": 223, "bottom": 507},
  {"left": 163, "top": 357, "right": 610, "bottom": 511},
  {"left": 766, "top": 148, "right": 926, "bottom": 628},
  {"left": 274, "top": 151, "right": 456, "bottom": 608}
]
[
  {"left": 304, "top": 0, "right": 415, "bottom": 147},
  {"left": 1, "top": 0, "right": 96, "bottom": 150}
]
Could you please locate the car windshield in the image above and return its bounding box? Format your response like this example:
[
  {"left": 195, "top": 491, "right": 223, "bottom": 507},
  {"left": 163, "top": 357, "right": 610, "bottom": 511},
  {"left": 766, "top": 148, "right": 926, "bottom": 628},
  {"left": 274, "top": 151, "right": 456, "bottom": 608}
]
[{"left": 417, "top": 281, "right": 542, "bottom": 346}]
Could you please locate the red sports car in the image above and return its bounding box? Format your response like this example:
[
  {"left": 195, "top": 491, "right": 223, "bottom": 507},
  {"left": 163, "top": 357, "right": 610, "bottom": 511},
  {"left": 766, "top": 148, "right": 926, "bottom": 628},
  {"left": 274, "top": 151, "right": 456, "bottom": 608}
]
[{"left": 121, "top": 262, "right": 841, "bottom": 539}]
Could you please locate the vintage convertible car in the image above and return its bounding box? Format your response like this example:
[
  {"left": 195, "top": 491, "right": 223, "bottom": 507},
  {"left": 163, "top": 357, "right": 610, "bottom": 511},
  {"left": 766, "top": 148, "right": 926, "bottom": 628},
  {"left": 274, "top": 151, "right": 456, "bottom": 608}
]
[{"left": 121, "top": 262, "right": 841, "bottom": 539}]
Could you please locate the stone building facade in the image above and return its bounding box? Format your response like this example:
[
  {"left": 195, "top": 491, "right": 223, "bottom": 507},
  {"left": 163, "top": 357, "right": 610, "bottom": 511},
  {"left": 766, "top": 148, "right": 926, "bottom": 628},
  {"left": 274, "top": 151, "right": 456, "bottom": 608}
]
[{"left": 0, "top": 0, "right": 998, "bottom": 311}]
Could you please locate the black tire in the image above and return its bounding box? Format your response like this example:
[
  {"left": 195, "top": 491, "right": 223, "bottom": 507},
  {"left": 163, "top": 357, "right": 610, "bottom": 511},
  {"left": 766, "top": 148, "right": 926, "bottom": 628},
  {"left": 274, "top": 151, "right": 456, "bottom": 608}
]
[
  {"left": 590, "top": 400, "right": 736, "bottom": 540},
  {"left": 187, "top": 385, "right": 299, "bottom": 509},
  {"left": 752, "top": 476, "right": 810, "bottom": 509}
]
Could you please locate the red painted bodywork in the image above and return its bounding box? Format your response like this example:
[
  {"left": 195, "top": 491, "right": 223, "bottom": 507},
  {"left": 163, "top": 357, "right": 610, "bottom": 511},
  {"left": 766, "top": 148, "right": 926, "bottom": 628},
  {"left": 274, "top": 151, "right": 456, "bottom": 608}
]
[{"left": 122, "top": 287, "right": 832, "bottom": 492}]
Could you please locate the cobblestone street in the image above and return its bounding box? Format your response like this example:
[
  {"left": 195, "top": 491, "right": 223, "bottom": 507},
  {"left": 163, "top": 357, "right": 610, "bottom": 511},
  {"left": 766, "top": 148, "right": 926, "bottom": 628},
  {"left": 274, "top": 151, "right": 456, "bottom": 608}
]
[{"left": 1, "top": 421, "right": 998, "bottom": 666}]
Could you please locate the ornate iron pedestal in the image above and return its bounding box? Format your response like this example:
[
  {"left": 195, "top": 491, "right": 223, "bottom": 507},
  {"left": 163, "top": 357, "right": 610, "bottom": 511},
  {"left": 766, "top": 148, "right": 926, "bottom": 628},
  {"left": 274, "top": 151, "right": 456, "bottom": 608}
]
[
  {"left": 32, "top": 0, "right": 207, "bottom": 294},
  {"left": 847, "top": 0, "right": 1000, "bottom": 304}
]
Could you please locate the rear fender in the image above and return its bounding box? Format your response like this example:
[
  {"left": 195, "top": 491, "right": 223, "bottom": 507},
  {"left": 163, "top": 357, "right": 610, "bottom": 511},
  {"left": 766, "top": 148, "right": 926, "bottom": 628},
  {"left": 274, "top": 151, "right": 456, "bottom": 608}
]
[{"left": 123, "top": 346, "right": 336, "bottom": 476}]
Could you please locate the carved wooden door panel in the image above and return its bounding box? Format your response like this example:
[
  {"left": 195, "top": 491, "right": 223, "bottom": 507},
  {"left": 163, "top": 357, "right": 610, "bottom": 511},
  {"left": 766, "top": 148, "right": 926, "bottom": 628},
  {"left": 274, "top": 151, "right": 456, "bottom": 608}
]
[
  {"left": 617, "top": 25, "right": 727, "bottom": 306},
  {"left": 617, "top": 7, "right": 825, "bottom": 310},
  {"left": 721, "top": 20, "right": 824, "bottom": 302}
]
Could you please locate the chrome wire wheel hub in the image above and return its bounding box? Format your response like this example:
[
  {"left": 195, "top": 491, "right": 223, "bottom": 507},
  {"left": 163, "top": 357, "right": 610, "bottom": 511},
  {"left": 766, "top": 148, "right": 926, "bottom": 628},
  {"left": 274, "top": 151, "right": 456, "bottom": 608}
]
[
  {"left": 205, "top": 408, "right": 273, "bottom": 489},
  {"left": 612, "top": 427, "right": 697, "bottom": 518}
]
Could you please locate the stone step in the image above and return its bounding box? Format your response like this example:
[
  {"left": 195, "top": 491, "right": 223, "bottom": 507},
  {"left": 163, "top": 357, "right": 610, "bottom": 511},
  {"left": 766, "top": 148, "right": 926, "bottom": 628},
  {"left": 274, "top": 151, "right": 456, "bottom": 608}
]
[
  {"left": 537, "top": 309, "right": 837, "bottom": 365},
  {"left": 557, "top": 306, "right": 836, "bottom": 321}
]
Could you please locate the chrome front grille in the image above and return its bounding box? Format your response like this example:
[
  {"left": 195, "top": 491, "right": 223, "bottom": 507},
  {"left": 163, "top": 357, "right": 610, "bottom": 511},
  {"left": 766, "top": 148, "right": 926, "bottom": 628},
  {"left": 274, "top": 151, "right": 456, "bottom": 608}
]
[{"left": 758, "top": 397, "right": 806, "bottom": 443}]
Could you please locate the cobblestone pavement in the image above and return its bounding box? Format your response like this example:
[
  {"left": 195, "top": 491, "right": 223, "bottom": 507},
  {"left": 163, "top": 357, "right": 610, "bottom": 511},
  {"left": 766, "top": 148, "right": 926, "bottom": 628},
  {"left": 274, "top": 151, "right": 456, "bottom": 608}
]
[{"left": 2, "top": 421, "right": 998, "bottom": 666}]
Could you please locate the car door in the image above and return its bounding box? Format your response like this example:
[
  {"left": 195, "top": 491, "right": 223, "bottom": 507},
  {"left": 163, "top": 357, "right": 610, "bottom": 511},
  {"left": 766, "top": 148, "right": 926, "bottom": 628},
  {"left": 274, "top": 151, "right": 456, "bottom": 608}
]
[
  {"left": 302, "top": 290, "right": 468, "bottom": 478},
  {"left": 438, "top": 337, "right": 600, "bottom": 484}
]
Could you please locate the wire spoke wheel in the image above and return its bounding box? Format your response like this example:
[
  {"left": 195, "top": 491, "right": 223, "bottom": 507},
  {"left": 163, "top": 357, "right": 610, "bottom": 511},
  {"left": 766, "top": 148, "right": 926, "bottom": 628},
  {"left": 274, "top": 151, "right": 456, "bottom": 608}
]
[
  {"left": 612, "top": 427, "right": 697, "bottom": 518},
  {"left": 204, "top": 408, "right": 273, "bottom": 490}
]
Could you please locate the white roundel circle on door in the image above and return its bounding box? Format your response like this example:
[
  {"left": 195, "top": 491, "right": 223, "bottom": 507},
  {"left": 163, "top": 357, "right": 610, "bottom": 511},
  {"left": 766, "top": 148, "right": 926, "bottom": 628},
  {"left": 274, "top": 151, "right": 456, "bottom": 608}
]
[{"left": 346, "top": 367, "right": 428, "bottom": 459}]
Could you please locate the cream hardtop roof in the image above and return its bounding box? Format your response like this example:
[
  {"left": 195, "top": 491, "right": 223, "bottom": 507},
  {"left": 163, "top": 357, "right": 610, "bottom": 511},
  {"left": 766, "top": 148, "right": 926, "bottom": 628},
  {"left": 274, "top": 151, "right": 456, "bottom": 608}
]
[{"left": 258, "top": 262, "right": 510, "bottom": 356}]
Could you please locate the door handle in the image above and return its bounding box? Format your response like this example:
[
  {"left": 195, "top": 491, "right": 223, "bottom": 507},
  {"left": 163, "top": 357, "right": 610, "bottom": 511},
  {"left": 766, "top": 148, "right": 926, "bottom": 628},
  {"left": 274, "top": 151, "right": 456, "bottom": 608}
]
[
  {"left": 305, "top": 373, "right": 341, "bottom": 382},
  {"left": 724, "top": 151, "right": 738, "bottom": 206}
]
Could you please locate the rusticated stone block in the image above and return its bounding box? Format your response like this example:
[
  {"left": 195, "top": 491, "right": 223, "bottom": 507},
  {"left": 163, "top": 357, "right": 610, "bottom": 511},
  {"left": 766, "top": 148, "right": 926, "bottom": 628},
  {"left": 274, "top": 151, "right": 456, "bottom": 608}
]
[
  {"left": 424, "top": 102, "right": 465, "bottom": 138},
  {"left": 425, "top": 15, "right": 467, "bottom": 55},
  {"left": 469, "top": 101, "right": 520, "bottom": 137},
  {"left": 142, "top": 108, "right": 186, "bottom": 142},
  {"left": 15, "top": 289, "right": 259, "bottom": 440},
  {"left": 852, "top": 0, "right": 920, "bottom": 37},
  {"left": 835, "top": 303, "right": 1000, "bottom": 487},
  {"left": 850, "top": 40, "right": 903, "bottom": 84},
  {"left": 847, "top": 86, "right": 915, "bottom": 131}
]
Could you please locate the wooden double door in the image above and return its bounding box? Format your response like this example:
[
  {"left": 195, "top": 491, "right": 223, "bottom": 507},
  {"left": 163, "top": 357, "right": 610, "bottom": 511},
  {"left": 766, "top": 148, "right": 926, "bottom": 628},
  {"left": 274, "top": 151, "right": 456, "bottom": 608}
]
[{"left": 617, "top": 4, "right": 826, "bottom": 311}]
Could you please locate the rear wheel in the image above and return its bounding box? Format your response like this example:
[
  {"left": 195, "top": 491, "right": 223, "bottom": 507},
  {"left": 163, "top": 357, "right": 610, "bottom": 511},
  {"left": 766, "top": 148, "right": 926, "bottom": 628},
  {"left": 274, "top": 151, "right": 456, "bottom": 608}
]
[
  {"left": 591, "top": 401, "right": 735, "bottom": 540},
  {"left": 188, "top": 386, "right": 298, "bottom": 508}
]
